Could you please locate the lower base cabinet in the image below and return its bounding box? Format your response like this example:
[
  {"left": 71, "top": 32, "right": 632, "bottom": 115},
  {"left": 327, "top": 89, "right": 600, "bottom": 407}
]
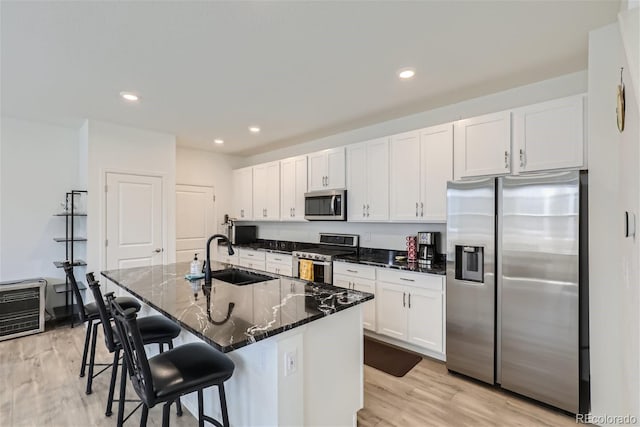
[
  {"left": 334, "top": 274, "right": 376, "bottom": 331},
  {"left": 376, "top": 275, "right": 444, "bottom": 354}
]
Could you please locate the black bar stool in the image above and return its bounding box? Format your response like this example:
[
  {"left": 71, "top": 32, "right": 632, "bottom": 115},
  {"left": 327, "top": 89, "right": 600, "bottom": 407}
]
[
  {"left": 62, "top": 261, "right": 140, "bottom": 394},
  {"left": 110, "top": 299, "right": 235, "bottom": 427},
  {"left": 86, "top": 273, "right": 183, "bottom": 424}
]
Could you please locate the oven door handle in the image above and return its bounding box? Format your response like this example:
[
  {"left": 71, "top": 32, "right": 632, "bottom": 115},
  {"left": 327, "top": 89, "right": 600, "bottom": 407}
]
[
  {"left": 330, "top": 195, "right": 336, "bottom": 215},
  {"left": 296, "top": 258, "right": 331, "bottom": 267}
]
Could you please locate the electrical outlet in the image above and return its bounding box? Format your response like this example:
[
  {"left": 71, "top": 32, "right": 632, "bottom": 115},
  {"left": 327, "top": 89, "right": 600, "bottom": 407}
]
[{"left": 284, "top": 350, "right": 297, "bottom": 376}]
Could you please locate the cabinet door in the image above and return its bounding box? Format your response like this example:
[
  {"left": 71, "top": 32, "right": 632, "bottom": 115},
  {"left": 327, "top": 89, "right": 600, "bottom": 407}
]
[
  {"left": 406, "top": 287, "right": 443, "bottom": 352},
  {"left": 513, "top": 94, "right": 585, "bottom": 173},
  {"left": 264, "top": 161, "right": 280, "bottom": 220},
  {"left": 353, "top": 278, "right": 376, "bottom": 331},
  {"left": 252, "top": 165, "right": 267, "bottom": 219},
  {"left": 390, "top": 131, "right": 421, "bottom": 221},
  {"left": 307, "top": 151, "right": 327, "bottom": 192},
  {"left": 375, "top": 282, "right": 407, "bottom": 340},
  {"left": 454, "top": 111, "right": 511, "bottom": 179},
  {"left": 366, "top": 137, "right": 389, "bottom": 221},
  {"left": 326, "top": 147, "right": 346, "bottom": 189},
  {"left": 280, "top": 158, "right": 296, "bottom": 220},
  {"left": 292, "top": 156, "right": 307, "bottom": 220},
  {"left": 233, "top": 168, "right": 253, "bottom": 220},
  {"left": 420, "top": 124, "right": 453, "bottom": 221},
  {"left": 346, "top": 143, "right": 368, "bottom": 221}
]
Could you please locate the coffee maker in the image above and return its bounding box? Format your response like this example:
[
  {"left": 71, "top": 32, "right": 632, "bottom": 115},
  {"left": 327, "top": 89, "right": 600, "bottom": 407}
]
[{"left": 417, "top": 232, "right": 439, "bottom": 265}]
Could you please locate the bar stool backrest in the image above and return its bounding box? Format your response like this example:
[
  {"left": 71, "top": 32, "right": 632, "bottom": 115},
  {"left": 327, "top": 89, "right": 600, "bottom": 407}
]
[
  {"left": 110, "top": 299, "right": 155, "bottom": 406},
  {"left": 63, "top": 261, "right": 88, "bottom": 323},
  {"left": 86, "top": 273, "right": 118, "bottom": 353}
]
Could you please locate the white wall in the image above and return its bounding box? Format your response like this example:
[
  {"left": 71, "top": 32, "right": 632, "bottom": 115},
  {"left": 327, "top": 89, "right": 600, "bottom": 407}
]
[
  {"left": 588, "top": 20, "right": 640, "bottom": 422},
  {"left": 84, "top": 120, "right": 177, "bottom": 272},
  {"left": 175, "top": 147, "right": 242, "bottom": 230},
  {"left": 0, "top": 117, "right": 81, "bottom": 305},
  {"left": 241, "top": 71, "right": 587, "bottom": 166}
]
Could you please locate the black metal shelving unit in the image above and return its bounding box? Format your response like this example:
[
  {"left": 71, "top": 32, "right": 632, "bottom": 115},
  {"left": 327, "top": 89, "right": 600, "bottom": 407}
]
[{"left": 52, "top": 190, "right": 88, "bottom": 323}]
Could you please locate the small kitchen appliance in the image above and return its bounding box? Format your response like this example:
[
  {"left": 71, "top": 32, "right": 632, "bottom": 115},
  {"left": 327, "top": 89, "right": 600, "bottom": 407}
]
[
  {"left": 222, "top": 219, "right": 257, "bottom": 245},
  {"left": 417, "top": 232, "right": 439, "bottom": 265}
]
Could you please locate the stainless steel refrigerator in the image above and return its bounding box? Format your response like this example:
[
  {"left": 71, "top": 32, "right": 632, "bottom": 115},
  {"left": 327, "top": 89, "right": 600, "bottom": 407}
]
[{"left": 446, "top": 170, "right": 589, "bottom": 414}]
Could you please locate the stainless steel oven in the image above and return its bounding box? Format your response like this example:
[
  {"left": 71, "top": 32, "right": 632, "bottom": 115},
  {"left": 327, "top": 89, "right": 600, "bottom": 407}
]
[
  {"left": 292, "top": 233, "right": 359, "bottom": 284},
  {"left": 304, "top": 190, "right": 346, "bottom": 221}
]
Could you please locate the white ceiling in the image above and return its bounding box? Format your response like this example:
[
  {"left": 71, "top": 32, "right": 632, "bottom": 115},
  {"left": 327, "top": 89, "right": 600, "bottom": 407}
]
[{"left": 1, "top": 1, "right": 620, "bottom": 156}]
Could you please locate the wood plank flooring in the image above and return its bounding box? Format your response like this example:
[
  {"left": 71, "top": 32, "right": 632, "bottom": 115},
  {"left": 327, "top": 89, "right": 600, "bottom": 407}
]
[{"left": 0, "top": 325, "right": 576, "bottom": 426}]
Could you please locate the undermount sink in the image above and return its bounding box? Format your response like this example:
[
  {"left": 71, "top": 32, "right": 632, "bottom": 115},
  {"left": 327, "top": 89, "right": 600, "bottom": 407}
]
[{"left": 210, "top": 268, "right": 276, "bottom": 286}]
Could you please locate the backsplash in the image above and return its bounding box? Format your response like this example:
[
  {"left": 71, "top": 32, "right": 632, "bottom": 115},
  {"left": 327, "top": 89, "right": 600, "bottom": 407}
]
[{"left": 240, "top": 221, "right": 446, "bottom": 253}]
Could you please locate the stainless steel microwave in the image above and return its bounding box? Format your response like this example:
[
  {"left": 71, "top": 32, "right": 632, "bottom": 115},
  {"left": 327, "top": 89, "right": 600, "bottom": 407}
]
[{"left": 304, "top": 190, "right": 346, "bottom": 221}]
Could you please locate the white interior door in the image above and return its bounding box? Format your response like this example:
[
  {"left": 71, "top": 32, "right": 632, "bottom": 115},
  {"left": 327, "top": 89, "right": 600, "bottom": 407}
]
[
  {"left": 105, "top": 173, "right": 163, "bottom": 270},
  {"left": 175, "top": 184, "right": 215, "bottom": 263}
]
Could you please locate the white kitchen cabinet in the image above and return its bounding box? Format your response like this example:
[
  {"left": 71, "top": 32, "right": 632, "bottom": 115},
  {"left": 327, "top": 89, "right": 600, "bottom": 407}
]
[
  {"left": 307, "top": 147, "right": 346, "bottom": 191},
  {"left": 512, "top": 94, "right": 586, "bottom": 173},
  {"left": 334, "top": 262, "right": 377, "bottom": 331},
  {"left": 390, "top": 124, "right": 453, "bottom": 222},
  {"left": 238, "top": 249, "right": 266, "bottom": 271},
  {"left": 252, "top": 161, "right": 280, "bottom": 221},
  {"left": 346, "top": 137, "right": 389, "bottom": 221},
  {"left": 265, "top": 252, "right": 293, "bottom": 277},
  {"left": 232, "top": 167, "right": 253, "bottom": 220},
  {"left": 280, "top": 156, "right": 307, "bottom": 221},
  {"left": 280, "top": 279, "right": 307, "bottom": 321},
  {"left": 214, "top": 243, "right": 239, "bottom": 265},
  {"left": 375, "top": 269, "right": 445, "bottom": 353},
  {"left": 420, "top": 124, "right": 453, "bottom": 221},
  {"left": 454, "top": 110, "right": 511, "bottom": 179}
]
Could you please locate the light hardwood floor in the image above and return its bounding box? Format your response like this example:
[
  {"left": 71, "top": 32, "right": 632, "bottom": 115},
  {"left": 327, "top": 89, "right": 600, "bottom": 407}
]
[{"left": 0, "top": 326, "right": 576, "bottom": 426}]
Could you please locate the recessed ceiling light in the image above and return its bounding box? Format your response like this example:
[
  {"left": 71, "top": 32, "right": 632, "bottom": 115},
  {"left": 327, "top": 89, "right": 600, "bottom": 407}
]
[
  {"left": 398, "top": 68, "right": 416, "bottom": 80},
  {"left": 214, "top": 139, "right": 224, "bottom": 145},
  {"left": 120, "top": 91, "right": 139, "bottom": 101},
  {"left": 249, "top": 126, "right": 261, "bottom": 134}
]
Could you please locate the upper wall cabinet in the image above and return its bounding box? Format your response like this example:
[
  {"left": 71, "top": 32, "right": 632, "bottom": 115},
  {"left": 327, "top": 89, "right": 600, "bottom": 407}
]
[
  {"left": 346, "top": 137, "right": 389, "bottom": 221},
  {"left": 252, "top": 161, "right": 280, "bottom": 221},
  {"left": 307, "top": 147, "right": 346, "bottom": 191},
  {"left": 232, "top": 167, "right": 253, "bottom": 220},
  {"left": 390, "top": 123, "right": 453, "bottom": 222},
  {"left": 280, "top": 156, "right": 307, "bottom": 221},
  {"left": 454, "top": 111, "right": 511, "bottom": 179},
  {"left": 512, "top": 94, "right": 586, "bottom": 173}
]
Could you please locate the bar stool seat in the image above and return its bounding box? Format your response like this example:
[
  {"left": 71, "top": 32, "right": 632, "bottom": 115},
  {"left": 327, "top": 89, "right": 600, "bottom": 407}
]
[
  {"left": 85, "top": 297, "right": 139, "bottom": 319},
  {"left": 150, "top": 342, "right": 234, "bottom": 399},
  {"left": 113, "top": 316, "right": 181, "bottom": 346}
]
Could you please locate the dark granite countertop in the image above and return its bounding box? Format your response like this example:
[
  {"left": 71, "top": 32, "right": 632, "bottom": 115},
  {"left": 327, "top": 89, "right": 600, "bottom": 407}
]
[
  {"left": 219, "top": 239, "right": 316, "bottom": 255},
  {"left": 335, "top": 248, "right": 446, "bottom": 275},
  {"left": 101, "top": 262, "right": 373, "bottom": 353}
]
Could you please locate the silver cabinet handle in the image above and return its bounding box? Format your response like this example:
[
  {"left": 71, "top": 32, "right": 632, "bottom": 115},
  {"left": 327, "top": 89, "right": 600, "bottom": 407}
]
[
  {"left": 400, "top": 277, "right": 415, "bottom": 282},
  {"left": 241, "top": 209, "right": 244, "bottom": 218},
  {"left": 403, "top": 292, "right": 406, "bottom": 307},
  {"left": 519, "top": 148, "right": 525, "bottom": 168},
  {"left": 274, "top": 258, "right": 282, "bottom": 261},
  {"left": 363, "top": 204, "right": 366, "bottom": 217},
  {"left": 292, "top": 207, "right": 295, "bottom": 216},
  {"left": 420, "top": 202, "right": 424, "bottom": 217},
  {"left": 408, "top": 293, "right": 411, "bottom": 308},
  {"left": 346, "top": 269, "right": 358, "bottom": 273},
  {"left": 504, "top": 150, "right": 510, "bottom": 169},
  {"left": 325, "top": 176, "right": 329, "bottom": 186},
  {"left": 366, "top": 204, "right": 370, "bottom": 217},
  {"left": 247, "top": 253, "right": 254, "bottom": 257},
  {"left": 415, "top": 202, "right": 419, "bottom": 217}
]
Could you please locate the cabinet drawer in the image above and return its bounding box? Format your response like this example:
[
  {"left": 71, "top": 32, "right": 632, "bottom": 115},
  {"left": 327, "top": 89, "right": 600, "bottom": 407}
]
[
  {"left": 265, "top": 252, "right": 292, "bottom": 266},
  {"left": 376, "top": 269, "right": 443, "bottom": 291},
  {"left": 333, "top": 261, "right": 376, "bottom": 280},
  {"left": 238, "top": 249, "right": 266, "bottom": 262},
  {"left": 266, "top": 262, "right": 292, "bottom": 277},
  {"left": 238, "top": 258, "right": 266, "bottom": 271}
]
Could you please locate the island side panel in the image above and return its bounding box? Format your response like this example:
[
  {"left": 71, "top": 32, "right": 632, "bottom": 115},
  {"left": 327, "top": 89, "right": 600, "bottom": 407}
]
[{"left": 304, "top": 305, "right": 364, "bottom": 426}]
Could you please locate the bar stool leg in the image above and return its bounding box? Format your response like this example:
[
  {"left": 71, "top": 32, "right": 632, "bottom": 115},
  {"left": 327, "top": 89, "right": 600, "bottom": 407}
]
[
  {"left": 167, "top": 341, "right": 183, "bottom": 417},
  {"left": 79, "top": 319, "right": 93, "bottom": 377},
  {"left": 197, "top": 389, "right": 204, "bottom": 427},
  {"left": 219, "top": 383, "right": 230, "bottom": 427},
  {"left": 106, "top": 349, "right": 120, "bottom": 416},
  {"left": 117, "top": 361, "right": 127, "bottom": 427},
  {"left": 162, "top": 402, "right": 171, "bottom": 427},
  {"left": 86, "top": 322, "right": 99, "bottom": 394},
  {"left": 140, "top": 404, "right": 149, "bottom": 427}
]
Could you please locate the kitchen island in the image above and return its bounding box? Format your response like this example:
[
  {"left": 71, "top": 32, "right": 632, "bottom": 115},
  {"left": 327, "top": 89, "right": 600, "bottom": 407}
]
[{"left": 101, "top": 261, "right": 373, "bottom": 426}]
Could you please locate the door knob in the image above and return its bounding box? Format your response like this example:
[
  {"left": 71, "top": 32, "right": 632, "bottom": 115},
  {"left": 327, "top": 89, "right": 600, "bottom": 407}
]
[{"left": 153, "top": 248, "right": 163, "bottom": 253}]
